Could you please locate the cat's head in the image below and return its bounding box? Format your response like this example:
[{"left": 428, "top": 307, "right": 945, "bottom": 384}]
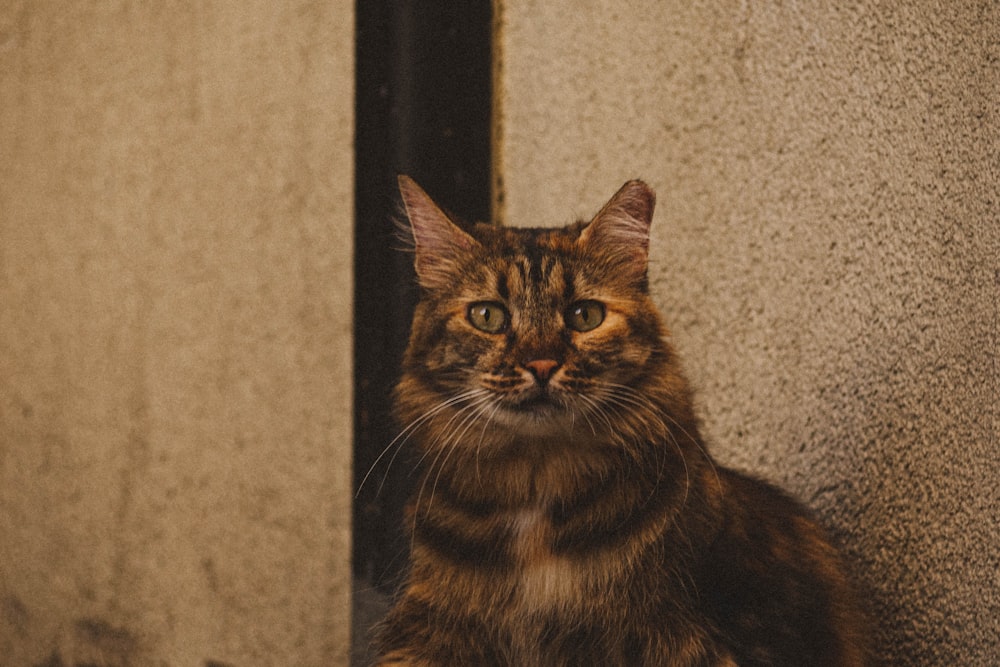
[{"left": 395, "top": 176, "right": 675, "bottom": 449}]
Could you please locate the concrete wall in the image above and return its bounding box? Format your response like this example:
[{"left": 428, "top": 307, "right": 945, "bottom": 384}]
[
  {"left": 495, "top": 2, "right": 998, "bottom": 665},
  {"left": 0, "top": 3, "right": 353, "bottom": 666}
]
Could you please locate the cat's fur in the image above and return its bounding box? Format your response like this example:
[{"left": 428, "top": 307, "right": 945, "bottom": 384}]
[{"left": 373, "top": 176, "right": 866, "bottom": 666}]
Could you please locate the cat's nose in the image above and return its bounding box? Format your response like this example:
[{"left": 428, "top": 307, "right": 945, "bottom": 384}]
[{"left": 524, "top": 359, "right": 560, "bottom": 383}]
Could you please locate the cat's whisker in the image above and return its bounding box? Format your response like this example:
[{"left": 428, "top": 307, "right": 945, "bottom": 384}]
[
  {"left": 377, "top": 390, "right": 488, "bottom": 495},
  {"left": 408, "top": 394, "right": 499, "bottom": 550},
  {"left": 574, "top": 390, "right": 618, "bottom": 437},
  {"left": 606, "top": 382, "right": 722, "bottom": 492},
  {"left": 570, "top": 392, "right": 602, "bottom": 437},
  {"left": 411, "top": 393, "right": 495, "bottom": 522},
  {"left": 357, "top": 388, "right": 487, "bottom": 498},
  {"left": 475, "top": 397, "right": 506, "bottom": 487},
  {"left": 600, "top": 383, "right": 669, "bottom": 429},
  {"left": 426, "top": 396, "right": 497, "bottom": 513},
  {"left": 597, "top": 385, "right": 691, "bottom": 508},
  {"left": 592, "top": 387, "right": 661, "bottom": 442}
]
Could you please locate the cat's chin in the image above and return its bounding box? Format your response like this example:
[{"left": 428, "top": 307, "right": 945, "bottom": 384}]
[{"left": 491, "top": 400, "right": 582, "bottom": 439}]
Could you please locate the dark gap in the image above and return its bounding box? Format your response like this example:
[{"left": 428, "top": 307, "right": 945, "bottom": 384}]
[{"left": 352, "top": 1, "right": 492, "bottom": 660}]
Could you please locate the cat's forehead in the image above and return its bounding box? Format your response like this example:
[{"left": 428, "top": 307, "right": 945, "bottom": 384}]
[
  {"left": 458, "top": 222, "right": 597, "bottom": 299},
  {"left": 468, "top": 221, "right": 584, "bottom": 251}
]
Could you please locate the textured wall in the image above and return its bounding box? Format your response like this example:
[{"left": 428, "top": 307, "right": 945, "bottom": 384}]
[
  {"left": 495, "top": 2, "right": 998, "bottom": 665},
  {"left": 0, "top": 3, "right": 353, "bottom": 666}
]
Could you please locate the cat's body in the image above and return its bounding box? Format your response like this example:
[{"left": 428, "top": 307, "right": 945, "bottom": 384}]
[{"left": 373, "top": 177, "right": 865, "bottom": 666}]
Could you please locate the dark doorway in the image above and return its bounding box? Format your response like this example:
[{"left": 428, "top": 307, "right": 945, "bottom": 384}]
[{"left": 352, "top": 1, "right": 492, "bottom": 652}]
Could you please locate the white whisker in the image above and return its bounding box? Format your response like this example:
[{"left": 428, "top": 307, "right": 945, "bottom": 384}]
[
  {"left": 594, "top": 382, "right": 699, "bottom": 508},
  {"left": 606, "top": 382, "right": 721, "bottom": 491},
  {"left": 356, "top": 388, "right": 487, "bottom": 498},
  {"left": 426, "top": 395, "right": 496, "bottom": 513},
  {"left": 410, "top": 392, "right": 497, "bottom": 547},
  {"left": 475, "top": 397, "right": 505, "bottom": 486},
  {"left": 573, "top": 389, "right": 616, "bottom": 435}
]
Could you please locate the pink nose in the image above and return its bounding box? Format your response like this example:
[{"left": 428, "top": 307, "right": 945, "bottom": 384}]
[{"left": 524, "top": 359, "right": 560, "bottom": 382}]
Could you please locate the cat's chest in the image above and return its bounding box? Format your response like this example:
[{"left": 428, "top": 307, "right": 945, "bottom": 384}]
[{"left": 507, "top": 508, "right": 586, "bottom": 613}]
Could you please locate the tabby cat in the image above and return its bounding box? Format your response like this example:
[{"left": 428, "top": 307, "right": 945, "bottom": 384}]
[{"left": 373, "top": 176, "right": 866, "bottom": 666}]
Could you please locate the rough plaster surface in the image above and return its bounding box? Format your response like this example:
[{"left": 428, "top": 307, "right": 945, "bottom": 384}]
[
  {"left": 496, "top": 1, "right": 998, "bottom": 665},
  {"left": 0, "top": 3, "right": 353, "bottom": 665}
]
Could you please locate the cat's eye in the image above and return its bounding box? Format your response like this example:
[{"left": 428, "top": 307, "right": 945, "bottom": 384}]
[
  {"left": 467, "top": 301, "right": 509, "bottom": 333},
  {"left": 566, "top": 300, "right": 605, "bottom": 332}
]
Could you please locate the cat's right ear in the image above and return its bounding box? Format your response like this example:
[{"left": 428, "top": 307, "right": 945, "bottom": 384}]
[
  {"left": 578, "top": 180, "right": 655, "bottom": 284},
  {"left": 398, "top": 175, "right": 479, "bottom": 289}
]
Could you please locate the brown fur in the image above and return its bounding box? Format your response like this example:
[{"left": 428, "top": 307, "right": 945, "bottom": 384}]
[{"left": 373, "top": 177, "right": 867, "bottom": 666}]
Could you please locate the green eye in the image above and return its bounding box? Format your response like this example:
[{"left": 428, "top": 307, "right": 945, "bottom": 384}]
[
  {"left": 468, "top": 301, "right": 509, "bottom": 333},
  {"left": 566, "top": 300, "right": 605, "bottom": 332}
]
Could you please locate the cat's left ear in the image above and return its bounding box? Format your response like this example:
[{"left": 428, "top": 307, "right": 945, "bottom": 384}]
[
  {"left": 579, "top": 180, "right": 655, "bottom": 279},
  {"left": 398, "top": 175, "right": 479, "bottom": 289}
]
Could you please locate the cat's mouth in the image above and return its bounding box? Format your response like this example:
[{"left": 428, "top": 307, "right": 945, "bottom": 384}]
[
  {"left": 511, "top": 393, "right": 555, "bottom": 411},
  {"left": 482, "top": 379, "right": 578, "bottom": 430},
  {"left": 490, "top": 389, "right": 586, "bottom": 439},
  {"left": 504, "top": 386, "right": 570, "bottom": 417}
]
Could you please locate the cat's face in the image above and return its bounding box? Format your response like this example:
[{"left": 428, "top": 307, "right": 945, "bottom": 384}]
[{"left": 397, "top": 177, "right": 667, "bottom": 445}]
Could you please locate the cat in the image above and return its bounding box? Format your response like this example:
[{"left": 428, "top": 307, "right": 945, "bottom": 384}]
[{"left": 372, "top": 176, "right": 866, "bottom": 666}]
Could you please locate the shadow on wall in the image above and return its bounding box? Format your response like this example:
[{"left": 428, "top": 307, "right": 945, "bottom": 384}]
[{"left": 24, "top": 617, "right": 240, "bottom": 667}]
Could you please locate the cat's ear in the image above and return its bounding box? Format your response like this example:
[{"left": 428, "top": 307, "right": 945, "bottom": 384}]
[
  {"left": 398, "top": 175, "right": 479, "bottom": 289},
  {"left": 579, "top": 180, "right": 655, "bottom": 279}
]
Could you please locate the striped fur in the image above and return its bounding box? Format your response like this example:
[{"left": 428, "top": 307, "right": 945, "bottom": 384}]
[{"left": 373, "top": 178, "right": 866, "bottom": 666}]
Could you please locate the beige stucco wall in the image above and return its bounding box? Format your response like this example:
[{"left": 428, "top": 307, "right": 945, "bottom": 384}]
[
  {"left": 0, "top": 3, "right": 353, "bottom": 666},
  {"left": 495, "top": 2, "right": 998, "bottom": 665}
]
